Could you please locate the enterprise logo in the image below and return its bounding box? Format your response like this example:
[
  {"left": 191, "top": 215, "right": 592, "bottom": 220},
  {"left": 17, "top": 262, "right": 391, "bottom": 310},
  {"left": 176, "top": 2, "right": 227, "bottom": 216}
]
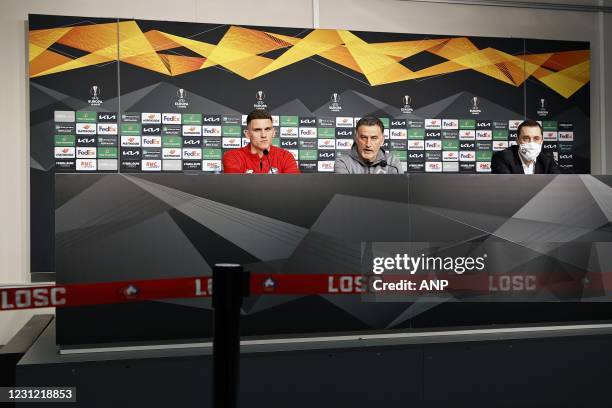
[
  {"left": 425, "top": 140, "right": 442, "bottom": 150},
  {"left": 459, "top": 130, "right": 475, "bottom": 140},
  {"left": 318, "top": 151, "right": 335, "bottom": 160},
  {"left": 335, "top": 117, "right": 354, "bottom": 128},
  {"left": 299, "top": 128, "right": 317, "bottom": 138},
  {"left": 477, "top": 162, "right": 492, "bottom": 172},
  {"left": 222, "top": 137, "right": 241, "bottom": 148},
  {"left": 182, "top": 125, "right": 202, "bottom": 136},
  {"left": 390, "top": 129, "right": 407, "bottom": 139},
  {"left": 281, "top": 127, "right": 298, "bottom": 138},
  {"left": 335, "top": 139, "right": 353, "bottom": 149},
  {"left": 408, "top": 152, "right": 424, "bottom": 160},
  {"left": 142, "top": 136, "right": 162, "bottom": 147},
  {"left": 141, "top": 160, "right": 162, "bottom": 171},
  {"left": 203, "top": 116, "right": 221, "bottom": 124},
  {"left": 76, "top": 123, "right": 96, "bottom": 135},
  {"left": 299, "top": 118, "right": 316, "bottom": 126},
  {"left": 336, "top": 129, "right": 354, "bottom": 138},
  {"left": 443, "top": 151, "right": 458, "bottom": 161},
  {"left": 508, "top": 120, "right": 522, "bottom": 130},
  {"left": 121, "top": 148, "right": 141, "bottom": 158},
  {"left": 76, "top": 159, "right": 96, "bottom": 171},
  {"left": 142, "top": 126, "right": 161, "bottom": 135},
  {"left": 97, "top": 123, "right": 118, "bottom": 135},
  {"left": 76, "top": 147, "right": 96, "bottom": 158},
  {"left": 543, "top": 131, "right": 558, "bottom": 141},
  {"left": 493, "top": 141, "right": 508, "bottom": 151},
  {"left": 203, "top": 160, "right": 222, "bottom": 172},
  {"left": 281, "top": 139, "right": 298, "bottom": 148},
  {"left": 476, "top": 130, "right": 492, "bottom": 140},
  {"left": 425, "top": 162, "right": 442, "bottom": 172},
  {"left": 162, "top": 113, "right": 181, "bottom": 124},
  {"left": 141, "top": 113, "right": 161, "bottom": 124},
  {"left": 182, "top": 148, "right": 202, "bottom": 160},
  {"left": 97, "top": 113, "right": 117, "bottom": 122},
  {"left": 459, "top": 151, "right": 475, "bottom": 161},
  {"left": 442, "top": 120, "right": 458, "bottom": 129},
  {"left": 54, "top": 147, "right": 75, "bottom": 159},
  {"left": 424, "top": 119, "right": 441, "bottom": 130},
  {"left": 318, "top": 161, "right": 335, "bottom": 172},
  {"left": 408, "top": 140, "right": 425, "bottom": 150},
  {"left": 202, "top": 126, "right": 221, "bottom": 136},
  {"left": 318, "top": 139, "right": 335, "bottom": 150},
  {"left": 121, "top": 136, "right": 141, "bottom": 147}
]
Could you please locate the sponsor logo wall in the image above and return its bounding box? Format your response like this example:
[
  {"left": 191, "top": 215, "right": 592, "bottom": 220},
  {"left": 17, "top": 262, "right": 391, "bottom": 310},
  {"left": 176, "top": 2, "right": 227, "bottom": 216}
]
[{"left": 53, "top": 111, "right": 576, "bottom": 173}]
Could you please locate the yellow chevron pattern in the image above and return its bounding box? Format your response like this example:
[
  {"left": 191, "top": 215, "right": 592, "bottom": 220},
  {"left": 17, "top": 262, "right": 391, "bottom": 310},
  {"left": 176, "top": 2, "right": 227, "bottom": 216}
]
[{"left": 29, "top": 23, "right": 590, "bottom": 98}]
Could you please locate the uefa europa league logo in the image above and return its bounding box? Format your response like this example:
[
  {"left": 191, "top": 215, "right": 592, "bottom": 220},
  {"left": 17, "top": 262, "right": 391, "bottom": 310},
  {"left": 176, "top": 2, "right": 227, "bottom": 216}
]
[
  {"left": 88, "top": 85, "right": 103, "bottom": 106},
  {"left": 90, "top": 85, "right": 100, "bottom": 98},
  {"left": 329, "top": 92, "right": 342, "bottom": 112},
  {"left": 253, "top": 90, "right": 267, "bottom": 110},
  {"left": 401, "top": 95, "right": 413, "bottom": 113},
  {"left": 537, "top": 97, "right": 548, "bottom": 117},
  {"left": 174, "top": 88, "right": 189, "bottom": 109},
  {"left": 469, "top": 96, "right": 481, "bottom": 115}
]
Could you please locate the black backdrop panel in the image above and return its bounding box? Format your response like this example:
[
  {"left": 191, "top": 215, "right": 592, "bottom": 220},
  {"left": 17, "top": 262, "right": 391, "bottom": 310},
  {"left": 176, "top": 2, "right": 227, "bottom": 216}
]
[{"left": 56, "top": 174, "right": 612, "bottom": 346}]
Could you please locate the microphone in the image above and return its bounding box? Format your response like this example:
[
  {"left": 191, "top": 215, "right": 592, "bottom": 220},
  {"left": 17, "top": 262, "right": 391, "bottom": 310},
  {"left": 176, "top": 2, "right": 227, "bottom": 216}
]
[
  {"left": 263, "top": 149, "right": 277, "bottom": 173},
  {"left": 380, "top": 159, "right": 401, "bottom": 174}
]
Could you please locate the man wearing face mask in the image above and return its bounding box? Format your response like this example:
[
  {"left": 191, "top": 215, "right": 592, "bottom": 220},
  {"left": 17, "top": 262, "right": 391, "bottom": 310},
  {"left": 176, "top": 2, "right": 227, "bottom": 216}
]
[{"left": 491, "top": 120, "right": 560, "bottom": 174}]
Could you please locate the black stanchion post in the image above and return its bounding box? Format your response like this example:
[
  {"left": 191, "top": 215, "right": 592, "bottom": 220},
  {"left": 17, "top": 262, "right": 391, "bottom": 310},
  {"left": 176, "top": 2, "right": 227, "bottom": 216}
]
[{"left": 212, "top": 263, "right": 249, "bottom": 408}]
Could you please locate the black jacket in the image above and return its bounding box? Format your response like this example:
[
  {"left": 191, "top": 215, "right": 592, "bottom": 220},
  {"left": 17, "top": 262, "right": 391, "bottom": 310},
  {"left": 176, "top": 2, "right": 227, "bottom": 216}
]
[{"left": 491, "top": 145, "right": 560, "bottom": 174}]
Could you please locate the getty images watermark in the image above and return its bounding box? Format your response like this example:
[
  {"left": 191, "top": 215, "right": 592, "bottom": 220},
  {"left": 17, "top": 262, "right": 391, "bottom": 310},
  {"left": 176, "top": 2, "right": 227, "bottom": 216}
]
[{"left": 370, "top": 253, "right": 487, "bottom": 293}]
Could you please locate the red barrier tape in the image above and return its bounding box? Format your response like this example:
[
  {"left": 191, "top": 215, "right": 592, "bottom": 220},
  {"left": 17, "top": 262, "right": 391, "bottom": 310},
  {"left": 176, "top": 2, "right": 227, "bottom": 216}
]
[
  {"left": 0, "top": 277, "right": 212, "bottom": 311},
  {"left": 1, "top": 272, "right": 610, "bottom": 311}
]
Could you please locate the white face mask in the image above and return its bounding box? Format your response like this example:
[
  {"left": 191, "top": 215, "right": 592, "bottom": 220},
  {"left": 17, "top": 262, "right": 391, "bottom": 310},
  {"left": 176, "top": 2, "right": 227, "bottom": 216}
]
[{"left": 518, "top": 142, "right": 542, "bottom": 162}]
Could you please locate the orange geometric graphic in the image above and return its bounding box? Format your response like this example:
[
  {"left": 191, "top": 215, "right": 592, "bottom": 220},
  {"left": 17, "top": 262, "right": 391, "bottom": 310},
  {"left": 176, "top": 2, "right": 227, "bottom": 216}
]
[{"left": 28, "top": 22, "right": 590, "bottom": 98}]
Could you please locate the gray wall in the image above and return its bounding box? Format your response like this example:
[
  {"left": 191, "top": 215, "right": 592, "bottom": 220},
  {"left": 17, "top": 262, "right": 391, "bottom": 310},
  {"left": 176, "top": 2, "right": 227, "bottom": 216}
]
[{"left": 0, "top": 0, "right": 610, "bottom": 344}]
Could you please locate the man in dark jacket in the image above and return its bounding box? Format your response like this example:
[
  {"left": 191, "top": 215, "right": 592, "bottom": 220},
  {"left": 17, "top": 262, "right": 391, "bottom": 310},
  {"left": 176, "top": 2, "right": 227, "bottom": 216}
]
[
  {"left": 334, "top": 116, "right": 402, "bottom": 174},
  {"left": 492, "top": 120, "right": 560, "bottom": 174}
]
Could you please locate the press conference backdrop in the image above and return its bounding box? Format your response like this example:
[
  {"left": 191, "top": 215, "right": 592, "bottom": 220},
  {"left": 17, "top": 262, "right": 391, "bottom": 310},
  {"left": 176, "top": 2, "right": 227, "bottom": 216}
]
[{"left": 30, "top": 14, "right": 590, "bottom": 274}]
